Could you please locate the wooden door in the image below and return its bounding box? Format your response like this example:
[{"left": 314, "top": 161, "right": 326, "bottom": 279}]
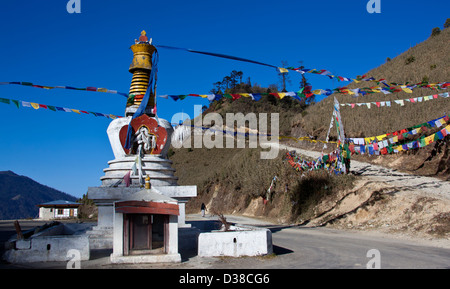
[
  {"left": 123, "top": 214, "right": 168, "bottom": 255},
  {"left": 131, "top": 214, "right": 152, "bottom": 251}
]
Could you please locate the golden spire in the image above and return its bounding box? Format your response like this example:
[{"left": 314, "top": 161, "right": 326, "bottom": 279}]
[{"left": 126, "top": 30, "right": 156, "bottom": 116}]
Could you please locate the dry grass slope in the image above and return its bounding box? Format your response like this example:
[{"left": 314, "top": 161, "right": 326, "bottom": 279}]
[{"left": 297, "top": 27, "right": 450, "bottom": 139}]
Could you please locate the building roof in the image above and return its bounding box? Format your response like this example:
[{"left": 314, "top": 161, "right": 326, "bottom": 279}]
[{"left": 38, "top": 200, "right": 80, "bottom": 207}]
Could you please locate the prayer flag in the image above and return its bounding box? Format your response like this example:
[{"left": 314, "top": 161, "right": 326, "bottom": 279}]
[
  {"left": 401, "top": 86, "right": 413, "bottom": 93},
  {"left": 11, "top": 100, "right": 19, "bottom": 109}
]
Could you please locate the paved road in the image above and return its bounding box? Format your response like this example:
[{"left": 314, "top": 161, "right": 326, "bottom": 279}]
[
  {"left": 1, "top": 216, "right": 449, "bottom": 269},
  {"left": 269, "top": 226, "right": 449, "bottom": 269},
  {"left": 188, "top": 214, "right": 450, "bottom": 269}
]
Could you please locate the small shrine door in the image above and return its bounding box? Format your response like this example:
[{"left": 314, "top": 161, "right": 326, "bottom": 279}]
[
  {"left": 115, "top": 200, "right": 179, "bottom": 256},
  {"left": 123, "top": 214, "right": 169, "bottom": 255}
]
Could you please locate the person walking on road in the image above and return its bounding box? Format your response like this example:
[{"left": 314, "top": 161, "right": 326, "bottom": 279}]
[{"left": 201, "top": 203, "right": 206, "bottom": 217}]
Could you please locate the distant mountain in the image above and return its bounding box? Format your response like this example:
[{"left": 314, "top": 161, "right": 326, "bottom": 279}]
[{"left": 0, "top": 171, "right": 77, "bottom": 220}]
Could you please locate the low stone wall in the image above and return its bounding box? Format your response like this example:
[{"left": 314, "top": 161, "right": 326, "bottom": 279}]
[
  {"left": 198, "top": 225, "right": 272, "bottom": 257},
  {"left": 3, "top": 223, "right": 90, "bottom": 263}
]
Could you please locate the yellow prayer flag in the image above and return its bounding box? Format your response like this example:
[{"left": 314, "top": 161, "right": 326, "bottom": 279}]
[
  {"left": 241, "top": 93, "right": 252, "bottom": 98},
  {"left": 401, "top": 86, "right": 413, "bottom": 93},
  {"left": 278, "top": 93, "right": 286, "bottom": 99},
  {"left": 72, "top": 109, "right": 81, "bottom": 114},
  {"left": 30, "top": 102, "right": 39, "bottom": 109},
  {"left": 376, "top": 134, "right": 387, "bottom": 141},
  {"left": 278, "top": 67, "right": 289, "bottom": 73},
  {"left": 425, "top": 135, "right": 434, "bottom": 145},
  {"left": 364, "top": 137, "right": 373, "bottom": 144},
  {"left": 393, "top": 136, "right": 398, "bottom": 143},
  {"left": 312, "top": 90, "right": 322, "bottom": 95}
]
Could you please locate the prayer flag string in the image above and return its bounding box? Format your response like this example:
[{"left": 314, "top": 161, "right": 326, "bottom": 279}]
[
  {"left": 156, "top": 82, "right": 449, "bottom": 102},
  {"left": 0, "top": 81, "right": 129, "bottom": 97},
  {"left": 339, "top": 92, "right": 449, "bottom": 109},
  {"left": 0, "top": 97, "right": 122, "bottom": 119},
  {"left": 156, "top": 44, "right": 366, "bottom": 83},
  {"left": 155, "top": 44, "right": 450, "bottom": 87}
]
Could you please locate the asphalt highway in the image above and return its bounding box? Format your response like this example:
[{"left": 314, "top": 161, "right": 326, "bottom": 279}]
[{"left": 1, "top": 216, "right": 449, "bottom": 269}]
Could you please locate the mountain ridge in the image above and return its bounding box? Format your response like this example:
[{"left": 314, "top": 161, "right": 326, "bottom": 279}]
[{"left": 0, "top": 170, "right": 77, "bottom": 220}]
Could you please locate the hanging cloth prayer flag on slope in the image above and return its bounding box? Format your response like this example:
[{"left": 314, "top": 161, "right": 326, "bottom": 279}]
[
  {"left": 333, "top": 97, "right": 347, "bottom": 174},
  {"left": 333, "top": 97, "right": 346, "bottom": 145}
]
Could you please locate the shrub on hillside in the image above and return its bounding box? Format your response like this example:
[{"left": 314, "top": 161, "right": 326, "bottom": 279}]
[
  {"left": 289, "top": 170, "right": 355, "bottom": 222},
  {"left": 431, "top": 27, "right": 441, "bottom": 37},
  {"left": 444, "top": 18, "right": 450, "bottom": 29},
  {"left": 405, "top": 56, "right": 415, "bottom": 65}
]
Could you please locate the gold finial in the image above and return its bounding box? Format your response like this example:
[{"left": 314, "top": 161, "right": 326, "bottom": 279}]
[
  {"left": 139, "top": 30, "right": 148, "bottom": 43},
  {"left": 145, "top": 175, "right": 151, "bottom": 189}
]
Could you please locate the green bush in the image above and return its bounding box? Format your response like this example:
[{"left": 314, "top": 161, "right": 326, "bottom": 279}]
[
  {"left": 405, "top": 56, "right": 415, "bottom": 65},
  {"left": 431, "top": 27, "right": 441, "bottom": 37},
  {"left": 444, "top": 18, "right": 450, "bottom": 29}
]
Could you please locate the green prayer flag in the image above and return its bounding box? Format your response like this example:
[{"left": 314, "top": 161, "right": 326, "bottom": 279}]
[
  {"left": 11, "top": 99, "right": 19, "bottom": 108},
  {"left": 419, "top": 137, "right": 426, "bottom": 147},
  {"left": 0, "top": 98, "right": 10, "bottom": 104},
  {"left": 433, "top": 133, "right": 439, "bottom": 141}
]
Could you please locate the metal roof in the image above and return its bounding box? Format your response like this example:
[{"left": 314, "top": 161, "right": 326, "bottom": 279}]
[{"left": 38, "top": 200, "right": 80, "bottom": 207}]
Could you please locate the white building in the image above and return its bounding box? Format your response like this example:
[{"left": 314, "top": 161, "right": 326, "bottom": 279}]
[{"left": 37, "top": 200, "right": 80, "bottom": 220}]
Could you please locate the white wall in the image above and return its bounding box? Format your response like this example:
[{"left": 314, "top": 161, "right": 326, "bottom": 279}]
[
  {"left": 39, "top": 207, "right": 78, "bottom": 220},
  {"left": 198, "top": 226, "right": 273, "bottom": 257}
]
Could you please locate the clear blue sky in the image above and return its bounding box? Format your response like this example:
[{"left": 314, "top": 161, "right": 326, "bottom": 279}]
[{"left": 0, "top": 0, "right": 448, "bottom": 198}]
